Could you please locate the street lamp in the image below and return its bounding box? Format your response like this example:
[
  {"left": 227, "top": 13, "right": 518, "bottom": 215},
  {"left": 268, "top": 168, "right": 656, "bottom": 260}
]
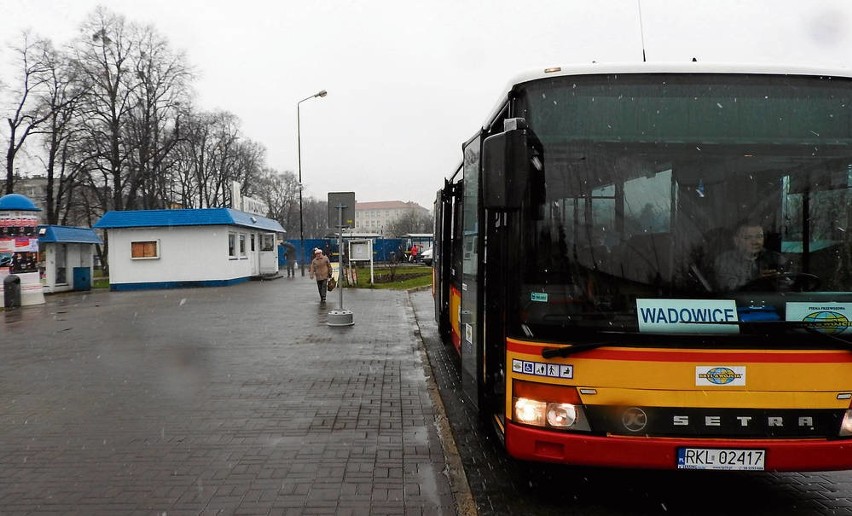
[{"left": 297, "top": 89, "right": 328, "bottom": 276}]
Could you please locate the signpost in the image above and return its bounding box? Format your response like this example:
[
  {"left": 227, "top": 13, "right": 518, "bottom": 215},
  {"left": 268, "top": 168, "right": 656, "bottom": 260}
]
[{"left": 327, "top": 192, "right": 355, "bottom": 327}]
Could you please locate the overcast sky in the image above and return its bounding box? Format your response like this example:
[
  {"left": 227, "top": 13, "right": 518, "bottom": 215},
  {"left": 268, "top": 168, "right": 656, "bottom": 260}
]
[{"left": 5, "top": 0, "right": 852, "bottom": 210}]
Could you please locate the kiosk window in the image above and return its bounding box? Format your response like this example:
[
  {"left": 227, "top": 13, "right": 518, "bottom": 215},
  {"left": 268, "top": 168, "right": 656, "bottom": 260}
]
[
  {"left": 228, "top": 233, "right": 237, "bottom": 258},
  {"left": 131, "top": 241, "right": 159, "bottom": 259}
]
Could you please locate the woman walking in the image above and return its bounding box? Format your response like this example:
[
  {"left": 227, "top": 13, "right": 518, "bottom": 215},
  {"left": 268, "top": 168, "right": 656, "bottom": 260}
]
[{"left": 308, "top": 248, "right": 332, "bottom": 303}]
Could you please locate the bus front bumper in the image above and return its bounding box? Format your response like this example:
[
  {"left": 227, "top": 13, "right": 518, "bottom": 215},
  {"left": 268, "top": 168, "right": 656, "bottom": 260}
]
[{"left": 505, "top": 421, "right": 852, "bottom": 472}]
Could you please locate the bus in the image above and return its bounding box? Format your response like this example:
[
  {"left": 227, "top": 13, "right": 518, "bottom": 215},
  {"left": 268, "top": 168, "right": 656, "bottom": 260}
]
[{"left": 432, "top": 63, "right": 852, "bottom": 472}]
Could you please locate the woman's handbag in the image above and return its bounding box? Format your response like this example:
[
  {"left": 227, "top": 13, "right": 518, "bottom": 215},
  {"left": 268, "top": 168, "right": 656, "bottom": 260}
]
[{"left": 327, "top": 276, "right": 336, "bottom": 291}]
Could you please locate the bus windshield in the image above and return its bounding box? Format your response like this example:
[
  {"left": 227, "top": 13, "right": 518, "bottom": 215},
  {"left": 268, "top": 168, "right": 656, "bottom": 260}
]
[{"left": 512, "top": 73, "right": 852, "bottom": 342}]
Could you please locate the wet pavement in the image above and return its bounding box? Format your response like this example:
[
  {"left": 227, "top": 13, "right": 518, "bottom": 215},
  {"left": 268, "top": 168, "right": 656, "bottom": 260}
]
[
  {"left": 7, "top": 277, "right": 851, "bottom": 515},
  {"left": 0, "top": 278, "right": 466, "bottom": 515}
]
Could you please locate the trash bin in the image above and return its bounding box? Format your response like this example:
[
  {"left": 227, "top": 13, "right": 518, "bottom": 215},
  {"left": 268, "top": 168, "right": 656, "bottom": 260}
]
[
  {"left": 3, "top": 274, "right": 21, "bottom": 309},
  {"left": 72, "top": 267, "right": 91, "bottom": 291}
]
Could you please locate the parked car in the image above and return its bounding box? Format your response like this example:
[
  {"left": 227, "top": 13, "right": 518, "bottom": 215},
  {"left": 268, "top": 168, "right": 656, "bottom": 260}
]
[{"left": 421, "top": 247, "right": 433, "bottom": 266}]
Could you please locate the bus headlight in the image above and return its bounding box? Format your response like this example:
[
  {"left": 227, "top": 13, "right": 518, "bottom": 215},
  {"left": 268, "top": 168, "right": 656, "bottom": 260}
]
[
  {"left": 514, "top": 397, "right": 546, "bottom": 426},
  {"left": 546, "top": 403, "right": 579, "bottom": 428},
  {"left": 512, "top": 381, "right": 592, "bottom": 431},
  {"left": 841, "top": 410, "right": 852, "bottom": 437},
  {"left": 512, "top": 398, "right": 591, "bottom": 431}
]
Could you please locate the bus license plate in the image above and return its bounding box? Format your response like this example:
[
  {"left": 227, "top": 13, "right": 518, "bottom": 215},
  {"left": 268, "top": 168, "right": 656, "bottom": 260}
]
[{"left": 677, "top": 448, "right": 766, "bottom": 471}]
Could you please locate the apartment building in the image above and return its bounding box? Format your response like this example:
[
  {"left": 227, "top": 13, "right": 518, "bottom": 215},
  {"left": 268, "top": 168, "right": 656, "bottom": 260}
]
[{"left": 353, "top": 201, "right": 429, "bottom": 234}]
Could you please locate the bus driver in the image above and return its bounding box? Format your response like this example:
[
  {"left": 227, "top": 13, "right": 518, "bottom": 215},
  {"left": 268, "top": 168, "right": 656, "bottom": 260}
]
[{"left": 713, "top": 221, "right": 787, "bottom": 291}]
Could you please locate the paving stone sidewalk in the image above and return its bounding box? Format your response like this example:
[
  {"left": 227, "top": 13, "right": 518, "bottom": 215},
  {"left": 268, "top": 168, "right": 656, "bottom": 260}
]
[{"left": 0, "top": 277, "right": 461, "bottom": 515}]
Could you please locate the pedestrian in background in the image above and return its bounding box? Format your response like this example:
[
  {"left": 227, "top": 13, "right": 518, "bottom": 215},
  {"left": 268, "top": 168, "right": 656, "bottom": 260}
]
[
  {"left": 282, "top": 243, "right": 296, "bottom": 277},
  {"left": 308, "top": 248, "right": 332, "bottom": 302}
]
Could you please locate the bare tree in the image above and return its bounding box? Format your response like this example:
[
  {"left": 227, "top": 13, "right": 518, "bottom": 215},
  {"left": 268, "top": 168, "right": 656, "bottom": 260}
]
[
  {"left": 201, "top": 111, "right": 237, "bottom": 207},
  {"left": 124, "top": 23, "right": 191, "bottom": 210},
  {"left": 1, "top": 5, "right": 310, "bottom": 239},
  {"left": 233, "top": 139, "right": 266, "bottom": 201},
  {"left": 172, "top": 109, "right": 263, "bottom": 209},
  {"left": 168, "top": 107, "right": 208, "bottom": 208},
  {"left": 257, "top": 168, "right": 300, "bottom": 232},
  {"left": 38, "top": 41, "right": 88, "bottom": 224},
  {"left": 303, "top": 197, "right": 329, "bottom": 238},
  {"left": 71, "top": 8, "right": 137, "bottom": 211},
  {"left": 195, "top": 110, "right": 238, "bottom": 207},
  {"left": 386, "top": 208, "right": 433, "bottom": 236},
  {"left": 4, "top": 32, "right": 55, "bottom": 194}
]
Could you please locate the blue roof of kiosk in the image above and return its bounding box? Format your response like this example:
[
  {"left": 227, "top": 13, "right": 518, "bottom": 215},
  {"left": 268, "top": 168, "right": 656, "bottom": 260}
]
[
  {"left": 37, "top": 225, "right": 102, "bottom": 244},
  {"left": 93, "top": 208, "right": 285, "bottom": 233},
  {"left": 0, "top": 193, "right": 41, "bottom": 211}
]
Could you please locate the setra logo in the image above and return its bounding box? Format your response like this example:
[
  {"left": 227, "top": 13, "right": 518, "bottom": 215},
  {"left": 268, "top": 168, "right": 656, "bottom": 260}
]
[
  {"left": 698, "top": 367, "right": 741, "bottom": 385},
  {"left": 621, "top": 407, "right": 648, "bottom": 432}
]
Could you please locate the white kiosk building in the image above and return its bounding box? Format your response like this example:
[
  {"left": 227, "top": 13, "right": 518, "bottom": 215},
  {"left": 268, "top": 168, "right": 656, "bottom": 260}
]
[
  {"left": 94, "top": 208, "right": 285, "bottom": 291},
  {"left": 38, "top": 225, "right": 102, "bottom": 293}
]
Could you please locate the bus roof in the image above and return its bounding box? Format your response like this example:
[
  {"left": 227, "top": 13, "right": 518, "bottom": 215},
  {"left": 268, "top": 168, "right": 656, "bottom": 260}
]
[{"left": 482, "top": 61, "right": 852, "bottom": 131}]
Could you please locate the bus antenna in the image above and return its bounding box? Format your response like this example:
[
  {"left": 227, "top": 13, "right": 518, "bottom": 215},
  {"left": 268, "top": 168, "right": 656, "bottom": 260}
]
[{"left": 637, "top": 0, "right": 647, "bottom": 62}]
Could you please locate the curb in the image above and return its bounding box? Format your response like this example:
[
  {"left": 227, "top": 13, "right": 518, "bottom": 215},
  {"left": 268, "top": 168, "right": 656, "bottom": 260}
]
[{"left": 407, "top": 294, "right": 477, "bottom": 516}]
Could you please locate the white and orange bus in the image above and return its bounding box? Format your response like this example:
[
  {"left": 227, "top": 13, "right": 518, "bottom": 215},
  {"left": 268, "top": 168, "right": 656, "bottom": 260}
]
[{"left": 432, "top": 62, "right": 852, "bottom": 471}]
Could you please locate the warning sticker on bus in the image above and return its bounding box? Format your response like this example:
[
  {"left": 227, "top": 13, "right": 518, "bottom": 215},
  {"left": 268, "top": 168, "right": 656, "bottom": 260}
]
[
  {"left": 677, "top": 448, "right": 765, "bottom": 471},
  {"left": 512, "top": 359, "right": 573, "bottom": 379}
]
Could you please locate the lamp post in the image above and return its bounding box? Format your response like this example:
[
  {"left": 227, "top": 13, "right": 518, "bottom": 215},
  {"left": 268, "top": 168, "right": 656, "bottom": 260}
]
[{"left": 297, "top": 89, "right": 328, "bottom": 276}]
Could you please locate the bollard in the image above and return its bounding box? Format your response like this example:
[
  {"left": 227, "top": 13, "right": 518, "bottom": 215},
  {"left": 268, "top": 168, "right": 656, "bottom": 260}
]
[{"left": 3, "top": 274, "right": 21, "bottom": 309}]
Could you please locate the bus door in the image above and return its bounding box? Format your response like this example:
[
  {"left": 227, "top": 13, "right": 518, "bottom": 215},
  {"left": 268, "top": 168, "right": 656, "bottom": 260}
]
[
  {"left": 460, "top": 135, "right": 482, "bottom": 409},
  {"left": 434, "top": 179, "right": 462, "bottom": 339}
]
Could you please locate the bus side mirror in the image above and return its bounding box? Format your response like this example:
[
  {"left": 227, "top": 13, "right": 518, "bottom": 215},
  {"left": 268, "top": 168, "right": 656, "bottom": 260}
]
[
  {"left": 483, "top": 126, "right": 527, "bottom": 210},
  {"left": 482, "top": 118, "right": 544, "bottom": 212}
]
